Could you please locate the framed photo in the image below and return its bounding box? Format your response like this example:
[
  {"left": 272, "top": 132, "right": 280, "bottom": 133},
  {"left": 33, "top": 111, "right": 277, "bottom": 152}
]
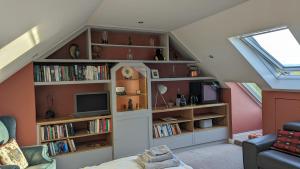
[{"left": 151, "top": 69, "right": 159, "bottom": 79}]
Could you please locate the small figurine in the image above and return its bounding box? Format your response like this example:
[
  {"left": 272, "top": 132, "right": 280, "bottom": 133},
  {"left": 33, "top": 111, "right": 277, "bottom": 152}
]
[
  {"left": 180, "top": 95, "right": 187, "bottom": 107},
  {"left": 128, "top": 99, "right": 133, "bottom": 111},
  {"left": 154, "top": 49, "right": 164, "bottom": 60}
]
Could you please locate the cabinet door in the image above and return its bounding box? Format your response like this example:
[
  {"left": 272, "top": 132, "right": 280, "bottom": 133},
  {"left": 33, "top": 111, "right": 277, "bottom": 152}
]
[{"left": 114, "top": 113, "right": 151, "bottom": 159}]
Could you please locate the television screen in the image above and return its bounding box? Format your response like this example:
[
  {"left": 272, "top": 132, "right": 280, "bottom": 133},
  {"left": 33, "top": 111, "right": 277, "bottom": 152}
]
[
  {"left": 202, "top": 85, "right": 218, "bottom": 102},
  {"left": 75, "top": 92, "right": 109, "bottom": 116}
]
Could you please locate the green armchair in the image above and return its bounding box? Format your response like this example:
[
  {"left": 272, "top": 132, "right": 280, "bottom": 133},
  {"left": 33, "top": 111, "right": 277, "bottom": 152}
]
[{"left": 0, "top": 116, "right": 56, "bottom": 169}]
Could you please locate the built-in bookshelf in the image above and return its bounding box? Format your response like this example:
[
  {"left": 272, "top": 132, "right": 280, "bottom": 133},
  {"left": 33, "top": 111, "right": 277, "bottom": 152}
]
[
  {"left": 152, "top": 103, "right": 228, "bottom": 139},
  {"left": 36, "top": 115, "right": 112, "bottom": 156},
  {"left": 33, "top": 26, "right": 226, "bottom": 164}
]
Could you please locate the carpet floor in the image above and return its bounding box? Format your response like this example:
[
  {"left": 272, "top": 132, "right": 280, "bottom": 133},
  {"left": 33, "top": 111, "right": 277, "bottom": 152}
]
[{"left": 176, "top": 144, "right": 244, "bottom": 169}]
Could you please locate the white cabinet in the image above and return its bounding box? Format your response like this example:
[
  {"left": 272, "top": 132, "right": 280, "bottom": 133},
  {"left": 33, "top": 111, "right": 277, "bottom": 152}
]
[{"left": 111, "top": 63, "right": 152, "bottom": 159}]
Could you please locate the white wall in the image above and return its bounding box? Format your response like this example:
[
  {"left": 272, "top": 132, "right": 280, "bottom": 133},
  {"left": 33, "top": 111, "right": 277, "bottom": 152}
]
[{"left": 172, "top": 0, "right": 300, "bottom": 89}]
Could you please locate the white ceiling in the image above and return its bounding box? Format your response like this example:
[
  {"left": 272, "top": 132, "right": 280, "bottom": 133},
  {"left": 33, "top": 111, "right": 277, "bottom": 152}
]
[
  {"left": 0, "top": 0, "right": 102, "bottom": 82},
  {"left": 88, "top": 0, "right": 248, "bottom": 31}
]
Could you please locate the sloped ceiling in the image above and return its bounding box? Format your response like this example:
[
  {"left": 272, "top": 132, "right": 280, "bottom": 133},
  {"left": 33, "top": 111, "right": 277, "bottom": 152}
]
[
  {"left": 88, "top": 0, "right": 247, "bottom": 31},
  {"left": 172, "top": 0, "right": 300, "bottom": 90},
  {"left": 0, "top": 0, "right": 103, "bottom": 82}
]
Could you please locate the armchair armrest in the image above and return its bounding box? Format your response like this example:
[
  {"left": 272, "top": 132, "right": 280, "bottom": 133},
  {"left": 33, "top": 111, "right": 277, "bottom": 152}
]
[
  {"left": 21, "top": 145, "right": 53, "bottom": 166},
  {"left": 242, "top": 134, "right": 277, "bottom": 169},
  {"left": 0, "top": 165, "right": 20, "bottom": 169},
  {"left": 283, "top": 122, "right": 300, "bottom": 131}
]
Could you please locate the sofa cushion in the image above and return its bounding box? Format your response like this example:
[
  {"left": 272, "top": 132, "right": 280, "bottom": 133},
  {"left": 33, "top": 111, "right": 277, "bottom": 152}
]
[
  {"left": 0, "top": 121, "right": 9, "bottom": 144},
  {"left": 272, "top": 130, "right": 300, "bottom": 156},
  {"left": 258, "top": 150, "right": 300, "bottom": 169},
  {"left": 0, "top": 139, "right": 29, "bottom": 169}
]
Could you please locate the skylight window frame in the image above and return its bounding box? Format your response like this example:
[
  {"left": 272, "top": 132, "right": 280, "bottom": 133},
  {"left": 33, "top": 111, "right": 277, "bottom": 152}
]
[{"left": 240, "top": 26, "right": 300, "bottom": 79}]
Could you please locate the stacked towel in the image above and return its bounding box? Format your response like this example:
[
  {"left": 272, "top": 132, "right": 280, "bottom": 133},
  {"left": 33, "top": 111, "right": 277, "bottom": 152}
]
[{"left": 136, "top": 145, "right": 181, "bottom": 169}]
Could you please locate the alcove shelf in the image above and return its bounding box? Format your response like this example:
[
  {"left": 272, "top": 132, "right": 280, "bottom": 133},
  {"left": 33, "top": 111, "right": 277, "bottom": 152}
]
[
  {"left": 151, "top": 77, "right": 215, "bottom": 82},
  {"left": 35, "top": 59, "right": 199, "bottom": 64},
  {"left": 34, "top": 80, "right": 111, "bottom": 86}
]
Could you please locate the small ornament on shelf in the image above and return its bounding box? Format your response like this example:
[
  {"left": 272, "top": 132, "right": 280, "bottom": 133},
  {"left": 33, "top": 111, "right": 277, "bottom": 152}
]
[
  {"left": 180, "top": 95, "right": 187, "bottom": 107},
  {"left": 127, "top": 49, "right": 134, "bottom": 60},
  {"left": 154, "top": 49, "right": 164, "bottom": 61},
  {"left": 149, "top": 37, "right": 155, "bottom": 46},
  {"left": 45, "top": 95, "right": 55, "bottom": 119},
  {"left": 128, "top": 99, "right": 133, "bottom": 111},
  {"left": 128, "top": 36, "right": 133, "bottom": 45},
  {"left": 101, "top": 31, "right": 108, "bottom": 44}
]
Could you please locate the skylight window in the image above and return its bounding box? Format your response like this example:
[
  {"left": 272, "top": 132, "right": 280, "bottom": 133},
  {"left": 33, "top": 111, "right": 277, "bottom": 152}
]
[
  {"left": 0, "top": 26, "right": 40, "bottom": 70},
  {"left": 241, "top": 27, "right": 300, "bottom": 79}
]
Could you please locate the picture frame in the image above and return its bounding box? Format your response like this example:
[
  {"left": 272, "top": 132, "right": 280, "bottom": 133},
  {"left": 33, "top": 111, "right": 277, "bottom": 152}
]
[{"left": 151, "top": 69, "right": 159, "bottom": 79}]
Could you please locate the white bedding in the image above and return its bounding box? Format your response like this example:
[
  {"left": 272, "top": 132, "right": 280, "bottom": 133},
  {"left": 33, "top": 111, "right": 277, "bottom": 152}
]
[{"left": 82, "top": 156, "right": 192, "bottom": 169}]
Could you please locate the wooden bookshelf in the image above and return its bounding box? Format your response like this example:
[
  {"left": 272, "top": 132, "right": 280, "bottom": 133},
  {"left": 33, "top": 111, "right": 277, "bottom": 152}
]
[
  {"left": 152, "top": 103, "right": 228, "bottom": 139},
  {"left": 36, "top": 115, "right": 113, "bottom": 157}
]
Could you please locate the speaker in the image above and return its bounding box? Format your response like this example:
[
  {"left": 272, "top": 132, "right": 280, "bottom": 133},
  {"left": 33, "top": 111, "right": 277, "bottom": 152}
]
[{"left": 189, "top": 81, "right": 202, "bottom": 104}]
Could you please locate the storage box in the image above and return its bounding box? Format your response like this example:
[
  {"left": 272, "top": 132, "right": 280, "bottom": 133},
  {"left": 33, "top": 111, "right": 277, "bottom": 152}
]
[{"left": 196, "top": 119, "right": 213, "bottom": 128}]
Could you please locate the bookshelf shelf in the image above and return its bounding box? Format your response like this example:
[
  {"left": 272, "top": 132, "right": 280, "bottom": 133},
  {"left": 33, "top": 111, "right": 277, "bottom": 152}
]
[
  {"left": 194, "top": 125, "right": 227, "bottom": 132},
  {"left": 37, "top": 115, "right": 112, "bottom": 126},
  {"left": 91, "top": 43, "right": 166, "bottom": 49},
  {"left": 34, "top": 80, "right": 111, "bottom": 86},
  {"left": 153, "top": 118, "right": 192, "bottom": 125},
  {"left": 55, "top": 144, "right": 112, "bottom": 157},
  {"left": 193, "top": 113, "right": 226, "bottom": 121},
  {"left": 34, "top": 59, "right": 199, "bottom": 64},
  {"left": 151, "top": 77, "right": 215, "bottom": 82},
  {"left": 153, "top": 130, "right": 192, "bottom": 140},
  {"left": 153, "top": 103, "right": 228, "bottom": 113},
  {"left": 41, "top": 130, "right": 111, "bottom": 143}
]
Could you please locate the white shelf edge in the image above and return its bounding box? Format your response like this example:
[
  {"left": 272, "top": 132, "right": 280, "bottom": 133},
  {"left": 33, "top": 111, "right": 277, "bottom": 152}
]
[
  {"left": 34, "top": 80, "right": 111, "bottom": 86},
  {"left": 91, "top": 43, "right": 166, "bottom": 49},
  {"left": 151, "top": 77, "right": 215, "bottom": 82},
  {"left": 34, "top": 59, "right": 199, "bottom": 64}
]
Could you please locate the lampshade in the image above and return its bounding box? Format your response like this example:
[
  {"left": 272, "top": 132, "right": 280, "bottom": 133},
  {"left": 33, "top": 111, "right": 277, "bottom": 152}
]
[{"left": 157, "top": 84, "right": 167, "bottom": 95}]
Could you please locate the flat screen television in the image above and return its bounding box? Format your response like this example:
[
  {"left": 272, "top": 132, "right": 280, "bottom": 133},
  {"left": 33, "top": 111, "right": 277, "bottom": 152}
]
[{"left": 74, "top": 92, "right": 110, "bottom": 117}]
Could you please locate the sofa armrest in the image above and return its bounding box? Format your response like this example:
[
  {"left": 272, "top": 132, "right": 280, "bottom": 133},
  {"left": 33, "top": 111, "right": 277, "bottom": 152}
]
[
  {"left": 0, "top": 165, "right": 20, "bottom": 169},
  {"left": 283, "top": 122, "right": 300, "bottom": 131},
  {"left": 21, "top": 145, "right": 53, "bottom": 166},
  {"left": 242, "top": 134, "right": 277, "bottom": 169}
]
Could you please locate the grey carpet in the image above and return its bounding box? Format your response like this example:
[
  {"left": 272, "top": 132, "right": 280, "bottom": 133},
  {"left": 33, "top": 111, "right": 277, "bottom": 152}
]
[{"left": 176, "top": 144, "right": 244, "bottom": 169}]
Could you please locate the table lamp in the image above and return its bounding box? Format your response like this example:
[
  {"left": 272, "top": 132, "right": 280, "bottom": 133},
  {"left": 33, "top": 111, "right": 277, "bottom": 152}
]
[{"left": 154, "top": 84, "right": 168, "bottom": 109}]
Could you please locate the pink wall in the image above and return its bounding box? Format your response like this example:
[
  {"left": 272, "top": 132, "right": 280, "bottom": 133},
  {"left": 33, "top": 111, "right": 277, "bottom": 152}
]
[
  {"left": 226, "top": 82, "right": 262, "bottom": 134},
  {"left": 263, "top": 90, "right": 300, "bottom": 134},
  {"left": 0, "top": 64, "right": 36, "bottom": 146}
]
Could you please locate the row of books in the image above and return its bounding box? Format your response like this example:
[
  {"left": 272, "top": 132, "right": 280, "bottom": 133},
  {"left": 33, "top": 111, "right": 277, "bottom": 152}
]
[
  {"left": 34, "top": 64, "right": 110, "bottom": 82},
  {"left": 89, "top": 119, "right": 112, "bottom": 134},
  {"left": 153, "top": 123, "right": 182, "bottom": 138},
  {"left": 40, "top": 123, "right": 75, "bottom": 141},
  {"left": 46, "top": 139, "right": 76, "bottom": 156}
]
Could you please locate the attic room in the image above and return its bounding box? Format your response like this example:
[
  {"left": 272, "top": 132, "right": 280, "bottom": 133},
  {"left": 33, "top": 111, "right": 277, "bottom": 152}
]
[{"left": 1, "top": 0, "right": 300, "bottom": 169}]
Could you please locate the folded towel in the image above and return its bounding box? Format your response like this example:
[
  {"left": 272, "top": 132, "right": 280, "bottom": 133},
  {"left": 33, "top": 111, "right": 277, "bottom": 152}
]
[
  {"left": 149, "top": 145, "right": 171, "bottom": 156},
  {"left": 138, "top": 151, "right": 174, "bottom": 163},
  {"left": 136, "top": 158, "right": 180, "bottom": 169}
]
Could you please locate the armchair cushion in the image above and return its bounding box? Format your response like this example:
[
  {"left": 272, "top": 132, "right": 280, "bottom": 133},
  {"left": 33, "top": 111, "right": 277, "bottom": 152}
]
[
  {"left": 21, "top": 145, "right": 53, "bottom": 166},
  {"left": 0, "top": 139, "right": 28, "bottom": 169},
  {"left": 258, "top": 150, "right": 300, "bottom": 169},
  {"left": 272, "top": 130, "right": 300, "bottom": 157},
  {"left": 0, "top": 121, "right": 9, "bottom": 144}
]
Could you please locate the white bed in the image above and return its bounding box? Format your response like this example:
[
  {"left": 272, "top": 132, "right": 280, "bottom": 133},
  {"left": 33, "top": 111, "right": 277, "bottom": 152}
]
[{"left": 82, "top": 156, "right": 193, "bottom": 169}]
